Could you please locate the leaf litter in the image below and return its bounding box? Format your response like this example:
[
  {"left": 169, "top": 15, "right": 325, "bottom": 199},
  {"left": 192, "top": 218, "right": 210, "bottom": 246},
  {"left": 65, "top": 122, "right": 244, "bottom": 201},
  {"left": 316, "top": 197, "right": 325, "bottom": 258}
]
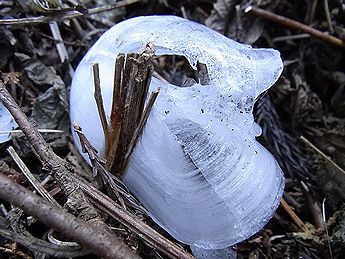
[{"left": 0, "top": 0, "right": 345, "bottom": 258}]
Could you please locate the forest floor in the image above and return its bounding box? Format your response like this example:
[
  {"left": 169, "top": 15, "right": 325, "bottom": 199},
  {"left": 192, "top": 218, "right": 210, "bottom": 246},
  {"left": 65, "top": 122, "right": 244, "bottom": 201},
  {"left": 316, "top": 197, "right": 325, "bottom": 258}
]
[{"left": 0, "top": 0, "right": 345, "bottom": 258}]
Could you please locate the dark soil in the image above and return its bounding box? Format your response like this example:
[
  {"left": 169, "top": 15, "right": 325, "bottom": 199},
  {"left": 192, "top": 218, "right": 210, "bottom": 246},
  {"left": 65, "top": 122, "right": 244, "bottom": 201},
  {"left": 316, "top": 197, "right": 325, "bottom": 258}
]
[{"left": 0, "top": 0, "right": 345, "bottom": 258}]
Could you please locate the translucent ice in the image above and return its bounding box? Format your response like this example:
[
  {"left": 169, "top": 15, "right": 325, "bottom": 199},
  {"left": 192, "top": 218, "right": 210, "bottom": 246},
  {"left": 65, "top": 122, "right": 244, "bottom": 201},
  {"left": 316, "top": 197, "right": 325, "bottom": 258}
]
[
  {"left": 0, "top": 102, "right": 17, "bottom": 143},
  {"left": 70, "top": 16, "right": 285, "bottom": 249}
]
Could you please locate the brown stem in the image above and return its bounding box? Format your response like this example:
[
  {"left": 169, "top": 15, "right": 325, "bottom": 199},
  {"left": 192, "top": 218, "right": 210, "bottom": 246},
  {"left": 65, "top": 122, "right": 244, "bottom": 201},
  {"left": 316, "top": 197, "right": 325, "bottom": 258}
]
[
  {"left": 125, "top": 88, "right": 160, "bottom": 160},
  {"left": 245, "top": 6, "right": 345, "bottom": 48},
  {"left": 280, "top": 198, "right": 309, "bottom": 232},
  {"left": 105, "top": 51, "right": 154, "bottom": 176},
  {"left": 93, "top": 63, "right": 110, "bottom": 151}
]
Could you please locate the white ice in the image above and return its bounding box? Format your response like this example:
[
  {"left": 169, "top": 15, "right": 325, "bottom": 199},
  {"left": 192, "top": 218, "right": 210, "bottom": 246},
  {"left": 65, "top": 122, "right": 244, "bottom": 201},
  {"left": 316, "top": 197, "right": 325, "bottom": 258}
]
[
  {"left": 0, "top": 102, "right": 17, "bottom": 143},
  {"left": 70, "top": 15, "right": 285, "bottom": 249}
]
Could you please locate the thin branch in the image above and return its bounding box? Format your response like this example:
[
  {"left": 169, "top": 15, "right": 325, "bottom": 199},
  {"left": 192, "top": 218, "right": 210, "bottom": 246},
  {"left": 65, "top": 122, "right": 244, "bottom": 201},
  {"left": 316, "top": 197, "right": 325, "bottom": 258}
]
[
  {"left": 0, "top": 0, "right": 141, "bottom": 26},
  {"left": 245, "top": 6, "right": 345, "bottom": 48},
  {"left": 305, "top": 0, "right": 318, "bottom": 24},
  {"left": 93, "top": 63, "right": 110, "bottom": 150},
  {"left": 74, "top": 125, "right": 128, "bottom": 211},
  {"left": 49, "top": 21, "right": 74, "bottom": 77},
  {"left": 7, "top": 146, "right": 60, "bottom": 208},
  {"left": 0, "top": 172, "right": 140, "bottom": 259},
  {"left": 280, "top": 198, "right": 309, "bottom": 232},
  {"left": 323, "top": 0, "right": 334, "bottom": 34},
  {"left": 272, "top": 33, "right": 311, "bottom": 43},
  {"left": 300, "top": 136, "right": 345, "bottom": 176},
  {"left": 0, "top": 129, "right": 64, "bottom": 134}
]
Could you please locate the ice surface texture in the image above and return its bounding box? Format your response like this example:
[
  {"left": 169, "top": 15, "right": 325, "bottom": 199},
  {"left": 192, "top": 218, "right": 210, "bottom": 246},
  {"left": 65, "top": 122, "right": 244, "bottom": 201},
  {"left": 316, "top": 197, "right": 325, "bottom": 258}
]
[
  {"left": 70, "top": 15, "right": 285, "bottom": 249},
  {"left": 0, "top": 102, "right": 17, "bottom": 143}
]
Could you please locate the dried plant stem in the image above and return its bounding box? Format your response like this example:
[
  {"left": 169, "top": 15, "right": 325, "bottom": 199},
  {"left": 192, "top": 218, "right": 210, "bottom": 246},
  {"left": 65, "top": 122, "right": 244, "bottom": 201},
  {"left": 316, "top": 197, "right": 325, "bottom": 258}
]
[
  {"left": 322, "top": 198, "right": 333, "bottom": 259},
  {"left": 93, "top": 63, "right": 110, "bottom": 150},
  {"left": 106, "top": 54, "right": 126, "bottom": 170},
  {"left": 7, "top": 146, "right": 60, "bottom": 208},
  {"left": 0, "top": 173, "right": 140, "bottom": 259},
  {"left": 273, "top": 33, "right": 311, "bottom": 43},
  {"left": 305, "top": 0, "right": 318, "bottom": 24},
  {"left": 125, "top": 88, "right": 160, "bottom": 160},
  {"left": 104, "top": 50, "right": 155, "bottom": 176},
  {"left": 245, "top": 6, "right": 345, "bottom": 48},
  {"left": 323, "top": 0, "right": 334, "bottom": 33},
  {"left": 49, "top": 21, "right": 74, "bottom": 77},
  {"left": 0, "top": 0, "right": 140, "bottom": 25},
  {"left": 300, "top": 136, "right": 345, "bottom": 176},
  {"left": 280, "top": 198, "right": 309, "bottom": 232}
]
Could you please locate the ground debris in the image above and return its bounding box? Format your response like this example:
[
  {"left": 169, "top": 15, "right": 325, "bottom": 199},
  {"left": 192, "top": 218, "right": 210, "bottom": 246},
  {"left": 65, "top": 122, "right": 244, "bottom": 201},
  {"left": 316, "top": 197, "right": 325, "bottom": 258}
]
[{"left": 1, "top": 0, "right": 345, "bottom": 258}]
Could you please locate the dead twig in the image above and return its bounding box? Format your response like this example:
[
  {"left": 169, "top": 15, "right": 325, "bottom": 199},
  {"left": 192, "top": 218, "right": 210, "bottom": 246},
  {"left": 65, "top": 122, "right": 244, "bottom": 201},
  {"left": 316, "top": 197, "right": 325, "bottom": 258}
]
[
  {"left": 305, "top": 0, "right": 318, "bottom": 24},
  {"left": 300, "top": 181, "right": 323, "bottom": 229},
  {"left": 49, "top": 21, "right": 74, "bottom": 77},
  {"left": 322, "top": 198, "right": 333, "bottom": 259},
  {"left": 300, "top": 136, "right": 345, "bottom": 176},
  {"left": 0, "top": 172, "right": 140, "bottom": 259},
  {"left": 74, "top": 124, "right": 129, "bottom": 211},
  {"left": 245, "top": 6, "right": 345, "bottom": 48},
  {"left": 92, "top": 62, "right": 110, "bottom": 151},
  {"left": 323, "top": 0, "right": 334, "bottom": 34},
  {"left": 7, "top": 146, "right": 60, "bottom": 208},
  {"left": 280, "top": 198, "right": 309, "bottom": 232},
  {"left": 0, "top": 0, "right": 140, "bottom": 26}
]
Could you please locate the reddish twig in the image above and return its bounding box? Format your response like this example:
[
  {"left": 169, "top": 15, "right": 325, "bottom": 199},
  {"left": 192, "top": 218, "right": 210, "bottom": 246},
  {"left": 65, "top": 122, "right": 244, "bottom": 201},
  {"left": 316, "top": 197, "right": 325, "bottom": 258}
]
[
  {"left": 245, "top": 6, "right": 345, "bottom": 48},
  {"left": 280, "top": 198, "right": 309, "bottom": 232}
]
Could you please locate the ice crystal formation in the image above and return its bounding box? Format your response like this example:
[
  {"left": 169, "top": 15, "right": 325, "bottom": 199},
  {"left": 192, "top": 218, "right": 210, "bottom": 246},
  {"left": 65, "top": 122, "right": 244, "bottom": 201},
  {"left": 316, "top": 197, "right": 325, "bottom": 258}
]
[{"left": 70, "top": 15, "right": 285, "bottom": 249}]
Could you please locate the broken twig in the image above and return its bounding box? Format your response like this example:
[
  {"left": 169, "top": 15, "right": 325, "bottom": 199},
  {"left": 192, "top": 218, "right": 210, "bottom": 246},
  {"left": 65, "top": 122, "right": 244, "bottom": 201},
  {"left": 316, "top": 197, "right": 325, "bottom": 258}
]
[
  {"left": 280, "top": 198, "right": 309, "bottom": 232},
  {"left": 7, "top": 146, "right": 60, "bottom": 208},
  {"left": 300, "top": 136, "right": 345, "bottom": 176},
  {"left": 245, "top": 6, "right": 345, "bottom": 48}
]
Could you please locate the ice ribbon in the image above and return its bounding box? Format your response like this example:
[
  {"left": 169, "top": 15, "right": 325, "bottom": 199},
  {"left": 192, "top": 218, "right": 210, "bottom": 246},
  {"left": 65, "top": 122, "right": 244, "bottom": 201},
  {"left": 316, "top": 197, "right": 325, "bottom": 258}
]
[{"left": 70, "top": 15, "right": 285, "bottom": 249}]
